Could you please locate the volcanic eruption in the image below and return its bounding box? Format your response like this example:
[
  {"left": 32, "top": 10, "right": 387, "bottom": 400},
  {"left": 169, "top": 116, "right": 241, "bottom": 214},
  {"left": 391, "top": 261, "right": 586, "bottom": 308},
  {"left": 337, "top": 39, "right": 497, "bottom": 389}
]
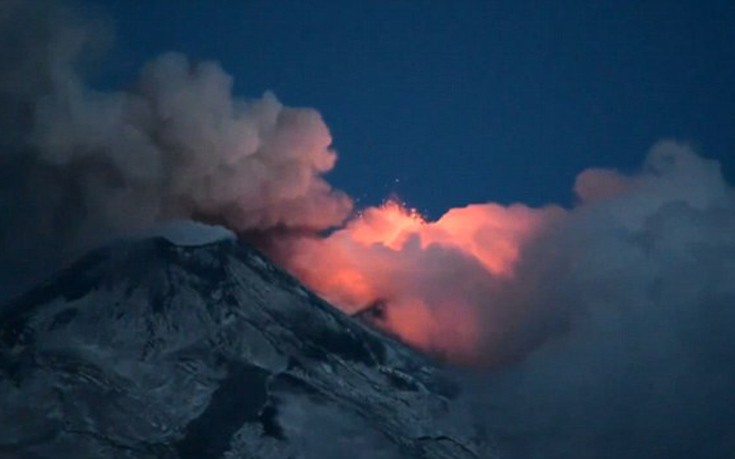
[
  {"left": 2, "top": 1, "right": 735, "bottom": 371},
  {"left": 3, "top": 2, "right": 735, "bottom": 458}
]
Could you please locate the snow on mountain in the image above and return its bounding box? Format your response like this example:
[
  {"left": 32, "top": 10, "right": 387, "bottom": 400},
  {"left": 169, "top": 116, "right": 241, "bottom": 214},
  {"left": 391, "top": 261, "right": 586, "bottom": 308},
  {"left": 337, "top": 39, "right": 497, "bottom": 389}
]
[{"left": 0, "top": 237, "right": 487, "bottom": 458}]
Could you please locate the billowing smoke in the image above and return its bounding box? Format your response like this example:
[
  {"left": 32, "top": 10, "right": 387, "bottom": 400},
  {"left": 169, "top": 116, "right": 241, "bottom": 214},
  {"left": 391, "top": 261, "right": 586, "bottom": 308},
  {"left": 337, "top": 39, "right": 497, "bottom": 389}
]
[
  {"left": 273, "top": 142, "right": 735, "bottom": 369},
  {"left": 269, "top": 139, "right": 735, "bottom": 457},
  {"left": 0, "top": 1, "right": 350, "bottom": 298},
  {"left": 275, "top": 140, "right": 733, "bottom": 456},
  {"left": 2, "top": 3, "right": 735, "bottom": 455},
  {"left": 450, "top": 143, "right": 735, "bottom": 458},
  {"left": 271, "top": 199, "right": 565, "bottom": 365}
]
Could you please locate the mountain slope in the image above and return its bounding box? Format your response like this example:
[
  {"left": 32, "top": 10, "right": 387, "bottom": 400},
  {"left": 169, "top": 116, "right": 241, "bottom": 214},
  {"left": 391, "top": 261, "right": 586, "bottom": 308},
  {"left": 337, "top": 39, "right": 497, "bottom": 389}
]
[{"left": 0, "top": 237, "right": 486, "bottom": 458}]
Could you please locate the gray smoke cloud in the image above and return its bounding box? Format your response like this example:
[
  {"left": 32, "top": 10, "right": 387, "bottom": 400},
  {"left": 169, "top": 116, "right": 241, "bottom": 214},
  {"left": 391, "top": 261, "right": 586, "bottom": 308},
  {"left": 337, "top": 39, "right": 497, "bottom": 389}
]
[
  {"left": 0, "top": 1, "right": 351, "bottom": 300},
  {"left": 456, "top": 142, "right": 735, "bottom": 458}
]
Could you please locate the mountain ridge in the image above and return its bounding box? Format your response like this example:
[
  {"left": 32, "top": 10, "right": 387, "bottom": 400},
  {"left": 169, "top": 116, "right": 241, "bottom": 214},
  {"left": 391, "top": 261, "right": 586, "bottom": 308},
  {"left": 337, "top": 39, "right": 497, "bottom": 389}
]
[{"left": 0, "top": 237, "right": 486, "bottom": 458}]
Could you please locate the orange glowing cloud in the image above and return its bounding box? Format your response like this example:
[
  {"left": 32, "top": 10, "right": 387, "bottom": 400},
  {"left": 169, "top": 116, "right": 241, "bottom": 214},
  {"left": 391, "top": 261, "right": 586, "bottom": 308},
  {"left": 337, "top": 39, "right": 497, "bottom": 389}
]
[
  {"left": 272, "top": 142, "right": 731, "bottom": 366},
  {"left": 276, "top": 199, "right": 564, "bottom": 363}
]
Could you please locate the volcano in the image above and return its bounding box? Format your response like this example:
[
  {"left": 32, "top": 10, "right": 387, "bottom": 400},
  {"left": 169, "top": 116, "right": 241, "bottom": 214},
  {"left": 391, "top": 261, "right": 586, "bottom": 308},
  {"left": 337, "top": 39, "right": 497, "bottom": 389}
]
[{"left": 0, "top": 237, "right": 485, "bottom": 458}]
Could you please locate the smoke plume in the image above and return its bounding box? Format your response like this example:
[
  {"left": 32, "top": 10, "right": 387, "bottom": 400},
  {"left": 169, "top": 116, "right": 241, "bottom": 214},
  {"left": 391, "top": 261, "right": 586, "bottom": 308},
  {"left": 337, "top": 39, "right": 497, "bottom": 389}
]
[
  {"left": 272, "top": 142, "right": 735, "bottom": 368},
  {"left": 2, "top": 1, "right": 735, "bottom": 456},
  {"left": 453, "top": 143, "right": 735, "bottom": 458},
  {"left": 0, "top": 1, "right": 350, "bottom": 298},
  {"left": 272, "top": 139, "right": 735, "bottom": 457}
]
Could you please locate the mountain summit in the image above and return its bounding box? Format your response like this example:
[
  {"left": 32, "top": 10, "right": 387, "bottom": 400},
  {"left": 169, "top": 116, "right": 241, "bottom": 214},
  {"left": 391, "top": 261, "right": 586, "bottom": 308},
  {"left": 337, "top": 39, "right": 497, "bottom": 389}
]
[{"left": 0, "top": 237, "right": 485, "bottom": 458}]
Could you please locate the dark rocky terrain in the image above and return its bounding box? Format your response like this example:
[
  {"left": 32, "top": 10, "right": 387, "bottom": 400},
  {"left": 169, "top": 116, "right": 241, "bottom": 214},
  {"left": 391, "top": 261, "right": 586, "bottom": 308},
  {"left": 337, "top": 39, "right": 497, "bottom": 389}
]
[{"left": 0, "top": 237, "right": 486, "bottom": 458}]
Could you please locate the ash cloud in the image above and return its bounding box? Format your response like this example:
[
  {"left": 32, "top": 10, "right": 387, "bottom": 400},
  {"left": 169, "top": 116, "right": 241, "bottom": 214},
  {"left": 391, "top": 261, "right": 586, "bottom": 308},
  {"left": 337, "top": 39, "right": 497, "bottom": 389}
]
[
  {"left": 275, "top": 141, "right": 735, "bottom": 369},
  {"left": 458, "top": 142, "right": 735, "bottom": 458},
  {"left": 271, "top": 139, "right": 735, "bottom": 456},
  {"left": 0, "top": 1, "right": 351, "bottom": 300}
]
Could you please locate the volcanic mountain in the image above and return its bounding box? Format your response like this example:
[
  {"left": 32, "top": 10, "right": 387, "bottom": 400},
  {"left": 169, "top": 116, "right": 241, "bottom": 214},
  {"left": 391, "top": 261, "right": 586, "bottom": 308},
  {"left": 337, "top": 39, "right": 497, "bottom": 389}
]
[{"left": 0, "top": 237, "right": 486, "bottom": 458}]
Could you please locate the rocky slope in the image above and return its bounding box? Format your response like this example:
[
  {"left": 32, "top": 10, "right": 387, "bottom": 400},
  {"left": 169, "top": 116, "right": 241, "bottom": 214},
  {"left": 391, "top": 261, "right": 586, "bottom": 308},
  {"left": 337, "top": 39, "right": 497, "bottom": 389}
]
[{"left": 0, "top": 237, "right": 487, "bottom": 458}]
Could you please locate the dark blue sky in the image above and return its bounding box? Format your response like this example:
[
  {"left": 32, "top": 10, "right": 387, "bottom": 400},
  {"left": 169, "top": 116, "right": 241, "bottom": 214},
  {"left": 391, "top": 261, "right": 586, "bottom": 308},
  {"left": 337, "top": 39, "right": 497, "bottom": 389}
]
[{"left": 93, "top": 0, "right": 735, "bottom": 218}]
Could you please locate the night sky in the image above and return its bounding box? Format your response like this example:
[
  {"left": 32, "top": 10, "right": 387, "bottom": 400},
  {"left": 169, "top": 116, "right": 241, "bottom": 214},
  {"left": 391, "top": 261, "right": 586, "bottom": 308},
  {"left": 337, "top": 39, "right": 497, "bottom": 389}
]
[{"left": 92, "top": 0, "right": 735, "bottom": 217}]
